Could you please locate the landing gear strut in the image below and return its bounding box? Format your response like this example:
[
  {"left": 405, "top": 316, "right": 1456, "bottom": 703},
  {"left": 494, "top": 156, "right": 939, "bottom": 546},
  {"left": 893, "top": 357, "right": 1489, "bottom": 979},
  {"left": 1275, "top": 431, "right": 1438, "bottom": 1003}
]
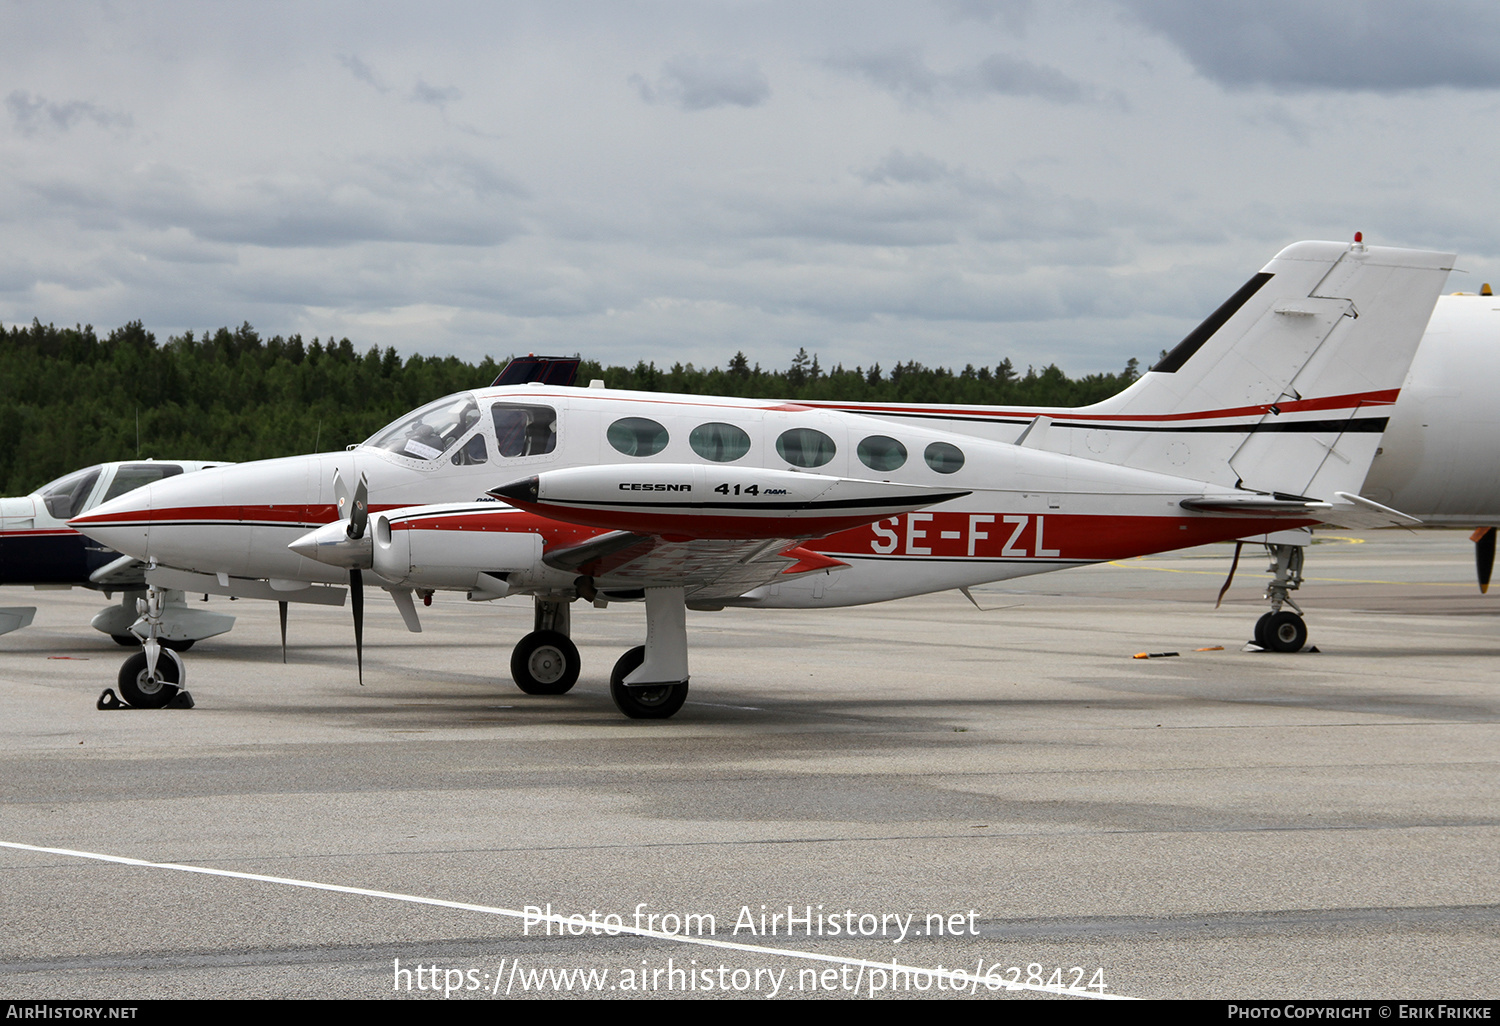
[
  {"left": 609, "top": 586, "right": 689, "bottom": 719},
  {"left": 1255, "top": 541, "right": 1308, "bottom": 652},
  {"left": 92, "top": 587, "right": 232, "bottom": 648},
  {"left": 510, "top": 598, "right": 581, "bottom": 695},
  {"left": 111, "top": 582, "right": 193, "bottom": 707}
]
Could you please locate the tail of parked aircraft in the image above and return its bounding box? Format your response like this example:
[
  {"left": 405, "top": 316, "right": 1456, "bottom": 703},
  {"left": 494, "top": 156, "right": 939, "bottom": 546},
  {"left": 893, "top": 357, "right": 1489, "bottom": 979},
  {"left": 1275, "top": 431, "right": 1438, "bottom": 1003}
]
[
  {"left": 1074, "top": 239, "right": 1453, "bottom": 498},
  {"left": 818, "top": 240, "right": 1454, "bottom": 502}
]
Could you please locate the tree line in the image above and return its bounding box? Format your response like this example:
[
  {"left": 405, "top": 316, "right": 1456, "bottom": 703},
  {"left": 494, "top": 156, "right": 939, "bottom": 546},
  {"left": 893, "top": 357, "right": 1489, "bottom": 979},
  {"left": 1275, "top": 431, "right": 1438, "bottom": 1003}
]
[{"left": 0, "top": 319, "right": 1140, "bottom": 494}]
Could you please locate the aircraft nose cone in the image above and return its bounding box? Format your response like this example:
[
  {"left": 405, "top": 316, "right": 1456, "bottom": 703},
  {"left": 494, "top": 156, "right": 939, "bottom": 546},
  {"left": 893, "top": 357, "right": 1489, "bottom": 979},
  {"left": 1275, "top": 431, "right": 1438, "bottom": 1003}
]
[
  {"left": 69, "top": 487, "right": 155, "bottom": 559},
  {"left": 490, "top": 476, "right": 539, "bottom": 505}
]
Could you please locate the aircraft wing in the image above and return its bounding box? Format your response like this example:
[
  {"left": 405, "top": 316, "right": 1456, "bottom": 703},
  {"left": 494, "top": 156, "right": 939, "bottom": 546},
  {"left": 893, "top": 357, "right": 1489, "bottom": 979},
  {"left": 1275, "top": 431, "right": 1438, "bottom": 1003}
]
[
  {"left": 87, "top": 553, "right": 149, "bottom": 589},
  {"left": 495, "top": 464, "right": 967, "bottom": 602},
  {"left": 543, "top": 530, "right": 847, "bottom": 604}
]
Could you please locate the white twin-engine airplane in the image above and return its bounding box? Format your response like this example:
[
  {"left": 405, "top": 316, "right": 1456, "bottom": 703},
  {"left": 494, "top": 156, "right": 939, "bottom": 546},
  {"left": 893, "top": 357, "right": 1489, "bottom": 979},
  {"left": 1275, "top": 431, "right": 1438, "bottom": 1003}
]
[
  {"left": 72, "top": 240, "right": 1453, "bottom": 719},
  {"left": 0, "top": 460, "right": 232, "bottom": 643}
]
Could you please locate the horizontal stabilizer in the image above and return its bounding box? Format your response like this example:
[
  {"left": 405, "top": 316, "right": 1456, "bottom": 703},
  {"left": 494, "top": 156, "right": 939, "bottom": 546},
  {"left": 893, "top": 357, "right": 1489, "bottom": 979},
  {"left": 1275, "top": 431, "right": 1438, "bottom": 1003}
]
[
  {"left": 1320, "top": 491, "right": 1423, "bottom": 530},
  {"left": 1180, "top": 495, "right": 1334, "bottom": 517},
  {"left": 1180, "top": 490, "right": 1420, "bottom": 529}
]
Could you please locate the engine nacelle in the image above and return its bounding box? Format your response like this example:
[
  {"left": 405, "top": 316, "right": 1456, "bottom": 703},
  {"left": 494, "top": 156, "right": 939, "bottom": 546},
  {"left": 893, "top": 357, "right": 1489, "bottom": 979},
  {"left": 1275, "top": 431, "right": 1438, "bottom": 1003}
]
[{"left": 371, "top": 508, "right": 544, "bottom": 591}]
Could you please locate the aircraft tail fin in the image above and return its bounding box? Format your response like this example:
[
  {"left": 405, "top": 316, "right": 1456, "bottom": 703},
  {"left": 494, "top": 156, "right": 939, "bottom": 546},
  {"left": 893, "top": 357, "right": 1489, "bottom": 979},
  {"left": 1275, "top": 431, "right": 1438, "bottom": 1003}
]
[{"left": 1062, "top": 240, "right": 1453, "bottom": 496}]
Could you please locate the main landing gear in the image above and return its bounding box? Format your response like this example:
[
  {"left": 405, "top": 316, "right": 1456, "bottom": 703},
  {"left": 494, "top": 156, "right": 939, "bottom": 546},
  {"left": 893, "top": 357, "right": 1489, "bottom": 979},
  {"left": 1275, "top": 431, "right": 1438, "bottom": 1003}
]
[
  {"left": 608, "top": 587, "right": 689, "bottom": 719},
  {"left": 507, "top": 589, "right": 691, "bottom": 719},
  {"left": 1253, "top": 541, "right": 1308, "bottom": 653},
  {"left": 510, "top": 597, "right": 581, "bottom": 695}
]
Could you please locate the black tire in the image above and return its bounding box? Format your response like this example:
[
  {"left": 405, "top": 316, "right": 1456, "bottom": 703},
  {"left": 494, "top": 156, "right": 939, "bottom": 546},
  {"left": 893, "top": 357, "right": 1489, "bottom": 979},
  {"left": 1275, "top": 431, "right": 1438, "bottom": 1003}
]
[
  {"left": 1253, "top": 612, "right": 1273, "bottom": 648},
  {"left": 1263, "top": 611, "right": 1307, "bottom": 653},
  {"left": 608, "top": 645, "right": 688, "bottom": 720},
  {"left": 118, "top": 650, "right": 182, "bottom": 708},
  {"left": 161, "top": 639, "right": 195, "bottom": 653},
  {"left": 510, "top": 630, "right": 581, "bottom": 695},
  {"left": 111, "top": 634, "right": 137, "bottom": 647}
]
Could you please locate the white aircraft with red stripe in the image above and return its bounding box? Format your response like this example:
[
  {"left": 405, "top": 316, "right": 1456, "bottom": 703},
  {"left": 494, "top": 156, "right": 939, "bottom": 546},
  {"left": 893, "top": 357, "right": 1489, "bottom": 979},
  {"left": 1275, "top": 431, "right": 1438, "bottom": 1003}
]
[
  {"left": 0, "top": 459, "right": 232, "bottom": 643},
  {"left": 71, "top": 240, "right": 1453, "bottom": 718}
]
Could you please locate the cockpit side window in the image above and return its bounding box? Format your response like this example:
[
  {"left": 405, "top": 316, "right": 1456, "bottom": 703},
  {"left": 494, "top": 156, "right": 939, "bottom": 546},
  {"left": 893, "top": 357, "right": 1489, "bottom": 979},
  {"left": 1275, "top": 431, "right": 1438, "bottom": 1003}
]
[
  {"left": 491, "top": 404, "right": 557, "bottom": 458},
  {"left": 365, "top": 395, "right": 482, "bottom": 462},
  {"left": 101, "top": 464, "right": 185, "bottom": 504},
  {"left": 451, "top": 433, "right": 488, "bottom": 466},
  {"left": 40, "top": 466, "right": 103, "bottom": 519}
]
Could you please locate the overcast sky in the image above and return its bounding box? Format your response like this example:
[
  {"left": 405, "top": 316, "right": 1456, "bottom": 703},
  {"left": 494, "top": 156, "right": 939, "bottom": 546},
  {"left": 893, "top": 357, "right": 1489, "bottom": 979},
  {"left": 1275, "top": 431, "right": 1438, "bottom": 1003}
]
[{"left": 4, "top": 0, "right": 1498, "bottom": 375}]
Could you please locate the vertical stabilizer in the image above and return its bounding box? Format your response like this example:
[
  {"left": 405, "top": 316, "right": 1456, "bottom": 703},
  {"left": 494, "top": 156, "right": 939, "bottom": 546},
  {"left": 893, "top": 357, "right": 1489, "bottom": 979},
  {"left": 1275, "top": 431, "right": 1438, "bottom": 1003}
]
[{"left": 1045, "top": 241, "right": 1453, "bottom": 494}]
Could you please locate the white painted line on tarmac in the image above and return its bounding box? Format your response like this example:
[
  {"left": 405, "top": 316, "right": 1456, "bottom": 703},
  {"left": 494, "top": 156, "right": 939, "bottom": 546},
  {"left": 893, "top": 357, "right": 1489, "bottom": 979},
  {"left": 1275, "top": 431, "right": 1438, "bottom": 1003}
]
[{"left": 3, "top": 839, "right": 1130, "bottom": 999}]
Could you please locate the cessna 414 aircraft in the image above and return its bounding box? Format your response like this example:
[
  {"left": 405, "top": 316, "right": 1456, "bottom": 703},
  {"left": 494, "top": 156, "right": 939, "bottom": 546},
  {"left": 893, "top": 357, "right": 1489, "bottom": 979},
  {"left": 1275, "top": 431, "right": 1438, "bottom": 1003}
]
[
  {"left": 72, "top": 239, "right": 1453, "bottom": 718},
  {"left": 0, "top": 459, "right": 232, "bottom": 643}
]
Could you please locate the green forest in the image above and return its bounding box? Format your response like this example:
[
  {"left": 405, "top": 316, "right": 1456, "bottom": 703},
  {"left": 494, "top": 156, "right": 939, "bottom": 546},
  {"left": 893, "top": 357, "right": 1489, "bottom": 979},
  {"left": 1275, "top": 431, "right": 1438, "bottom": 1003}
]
[{"left": 0, "top": 318, "right": 1142, "bottom": 494}]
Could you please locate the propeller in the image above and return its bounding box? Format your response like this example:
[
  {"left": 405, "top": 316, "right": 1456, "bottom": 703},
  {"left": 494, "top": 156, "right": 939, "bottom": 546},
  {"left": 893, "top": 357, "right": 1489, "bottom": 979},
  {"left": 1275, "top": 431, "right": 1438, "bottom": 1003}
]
[
  {"left": 1473, "top": 527, "right": 1495, "bottom": 595},
  {"left": 333, "top": 468, "right": 370, "bottom": 684}
]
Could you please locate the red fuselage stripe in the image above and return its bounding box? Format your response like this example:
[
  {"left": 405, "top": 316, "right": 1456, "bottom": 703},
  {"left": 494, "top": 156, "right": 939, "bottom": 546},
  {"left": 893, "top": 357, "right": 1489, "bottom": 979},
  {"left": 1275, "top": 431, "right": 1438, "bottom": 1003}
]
[{"left": 805, "top": 388, "right": 1400, "bottom": 423}]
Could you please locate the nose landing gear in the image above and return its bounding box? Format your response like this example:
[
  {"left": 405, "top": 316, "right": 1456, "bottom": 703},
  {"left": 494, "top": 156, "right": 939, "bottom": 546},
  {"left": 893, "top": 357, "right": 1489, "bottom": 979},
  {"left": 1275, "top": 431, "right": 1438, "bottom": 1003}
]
[{"left": 105, "top": 580, "right": 197, "bottom": 709}]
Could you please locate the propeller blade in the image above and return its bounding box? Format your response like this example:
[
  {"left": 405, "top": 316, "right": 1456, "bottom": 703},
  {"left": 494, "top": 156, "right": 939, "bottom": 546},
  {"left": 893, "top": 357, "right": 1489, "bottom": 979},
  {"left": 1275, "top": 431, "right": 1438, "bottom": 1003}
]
[
  {"left": 333, "top": 468, "right": 351, "bottom": 523},
  {"left": 350, "top": 472, "right": 369, "bottom": 540},
  {"left": 351, "top": 567, "right": 364, "bottom": 685},
  {"left": 278, "top": 600, "right": 288, "bottom": 664},
  {"left": 1473, "top": 527, "right": 1495, "bottom": 594}
]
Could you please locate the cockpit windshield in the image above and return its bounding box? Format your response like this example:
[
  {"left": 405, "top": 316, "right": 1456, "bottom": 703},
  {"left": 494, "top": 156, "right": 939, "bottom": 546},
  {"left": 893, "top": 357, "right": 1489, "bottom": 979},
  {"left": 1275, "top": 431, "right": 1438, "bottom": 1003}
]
[
  {"left": 39, "top": 465, "right": 103, "bottom": 520},
  {"left": 364, "top": 394, "right": 482, "bottom": 462}
]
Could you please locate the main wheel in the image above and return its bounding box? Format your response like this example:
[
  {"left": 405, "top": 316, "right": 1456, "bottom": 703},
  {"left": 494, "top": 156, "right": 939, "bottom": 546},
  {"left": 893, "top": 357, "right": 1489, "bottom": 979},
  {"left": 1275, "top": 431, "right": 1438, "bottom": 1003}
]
[
  {"left": 1263, "top": 611, "right": 1307, "bottom": 653},
  {"left": 510, "top": 630, "right": 581, "bottom": 695},
  {"left": 1253, "top": 612, "right": 1273, "bottom": 648},
  {"left": 118, "top": 650, "right": 183, "bottom": 708},
  {"left": 608, "top": 646, "right": 689, "bottom": 720}
]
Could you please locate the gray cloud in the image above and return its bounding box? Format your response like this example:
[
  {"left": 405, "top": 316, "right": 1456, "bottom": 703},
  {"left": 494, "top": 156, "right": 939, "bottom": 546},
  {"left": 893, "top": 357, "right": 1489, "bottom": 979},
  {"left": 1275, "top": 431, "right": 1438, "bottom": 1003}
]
[
  {"left": 337, "top": 53, "right": 389, "bottom": 93},
  {"left": 410, "top": 79, "right": 462, "bottom": 110},
  {"left": 939, "top": 0, "right": 1036, "bottom": 32},
  {"left": 338, "top": 54, "right": 460, "bottom": 112},
  {"left": 964, "top": 53, "right": 1087, "bottom": 103},
  {"left": 23, "top": 152, "right": 526, "bottom": 250},
  {"left": 631, "top": 56, "right": 770, "bottom": 110},
  {"left": 859, "top": 149, "right": 953, "bottom": 186},
  {"left": 1119, "top": 0, "right": 1500, "bottom": 92},
  {"left": 6, "top": 91, "right": 132, "bottom": 135},
  {"left": 828, "top": 48, "right": 1101, "bottom": 104}
]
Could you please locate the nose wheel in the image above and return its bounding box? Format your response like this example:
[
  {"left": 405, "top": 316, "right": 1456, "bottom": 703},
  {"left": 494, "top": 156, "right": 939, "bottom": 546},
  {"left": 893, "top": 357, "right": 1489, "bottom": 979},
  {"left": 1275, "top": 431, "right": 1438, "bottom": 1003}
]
[{"left": 117, "top": 648, "right": 185, "bottom": 708}]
